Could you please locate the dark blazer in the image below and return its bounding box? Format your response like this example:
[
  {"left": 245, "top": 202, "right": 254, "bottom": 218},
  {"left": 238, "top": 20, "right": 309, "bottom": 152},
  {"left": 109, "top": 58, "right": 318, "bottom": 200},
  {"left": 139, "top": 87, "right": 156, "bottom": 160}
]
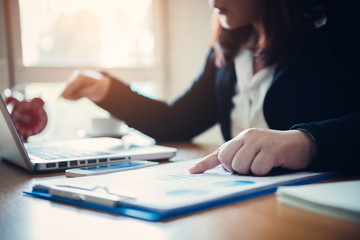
[{"left": 98, "top": 1, "right": 360, "bottom": 173}]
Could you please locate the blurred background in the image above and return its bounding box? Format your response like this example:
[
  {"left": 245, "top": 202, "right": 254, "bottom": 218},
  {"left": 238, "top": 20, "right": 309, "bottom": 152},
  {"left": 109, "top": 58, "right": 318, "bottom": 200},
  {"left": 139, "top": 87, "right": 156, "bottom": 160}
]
[{"left": 0, "top": 0, "right": 223, "bottom": 144}]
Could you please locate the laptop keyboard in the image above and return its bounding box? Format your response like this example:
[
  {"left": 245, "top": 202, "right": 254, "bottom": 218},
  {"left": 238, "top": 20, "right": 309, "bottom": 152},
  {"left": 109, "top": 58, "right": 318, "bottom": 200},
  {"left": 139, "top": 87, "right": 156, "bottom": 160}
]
[{"left": 27, "top": 147, "right": 113, "bottom": 160}]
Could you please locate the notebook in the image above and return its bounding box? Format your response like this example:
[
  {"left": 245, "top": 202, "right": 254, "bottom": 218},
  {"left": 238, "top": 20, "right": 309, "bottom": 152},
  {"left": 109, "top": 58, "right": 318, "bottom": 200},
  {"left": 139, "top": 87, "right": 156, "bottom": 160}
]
[
  {"left": 24, "top": 159, "right": 333, "bottom": 221},
  {"left": 276, "top": 180, "right": 360, "bottom": 223},
  {"left": 0, "top": 94, "right": 176, "bottom": 172}
]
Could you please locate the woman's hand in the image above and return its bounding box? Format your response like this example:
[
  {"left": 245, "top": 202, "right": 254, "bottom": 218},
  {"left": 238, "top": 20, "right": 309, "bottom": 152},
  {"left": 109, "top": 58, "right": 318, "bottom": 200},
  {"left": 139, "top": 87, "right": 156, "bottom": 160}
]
[
  {"left": 60, "top": 70, "right": 111, "bottom": 103},
  {"left": 189, "top": 128, "right": 317, "bottom": 175}
]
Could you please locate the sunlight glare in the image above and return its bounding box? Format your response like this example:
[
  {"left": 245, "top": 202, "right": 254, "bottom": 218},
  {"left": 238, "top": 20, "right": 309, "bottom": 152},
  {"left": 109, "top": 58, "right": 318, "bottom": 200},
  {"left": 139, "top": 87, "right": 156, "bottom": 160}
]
[{"left": 19, "top": 0, "right": 154, "bottom": 68}]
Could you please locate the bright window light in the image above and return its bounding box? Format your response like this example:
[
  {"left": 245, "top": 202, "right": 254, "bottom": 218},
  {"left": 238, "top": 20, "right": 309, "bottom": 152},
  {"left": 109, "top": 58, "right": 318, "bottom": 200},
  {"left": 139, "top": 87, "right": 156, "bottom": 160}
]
[{"left": 18, "top": 0, "right": 155, "bottom": 68}]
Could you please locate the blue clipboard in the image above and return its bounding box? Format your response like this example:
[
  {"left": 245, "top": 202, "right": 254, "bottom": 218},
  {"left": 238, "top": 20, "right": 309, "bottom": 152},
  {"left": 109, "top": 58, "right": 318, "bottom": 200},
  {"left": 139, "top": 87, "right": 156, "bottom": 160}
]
[{"left": 23, "top": 172, "right": 334, "bottom": 221}]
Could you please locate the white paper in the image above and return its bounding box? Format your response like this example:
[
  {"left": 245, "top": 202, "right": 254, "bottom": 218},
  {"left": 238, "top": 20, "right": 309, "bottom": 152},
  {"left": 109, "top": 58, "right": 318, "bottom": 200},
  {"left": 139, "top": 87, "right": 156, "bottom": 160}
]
[{"left": 33, "top": 159, "right": 329, "bottom": 211}]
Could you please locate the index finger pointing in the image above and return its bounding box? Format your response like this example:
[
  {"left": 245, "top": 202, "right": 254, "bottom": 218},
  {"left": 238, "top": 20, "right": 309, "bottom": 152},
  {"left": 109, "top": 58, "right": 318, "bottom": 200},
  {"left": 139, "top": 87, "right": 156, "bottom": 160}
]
[{"left": 188, "top": 151, "right": 221, "bottom": 174}]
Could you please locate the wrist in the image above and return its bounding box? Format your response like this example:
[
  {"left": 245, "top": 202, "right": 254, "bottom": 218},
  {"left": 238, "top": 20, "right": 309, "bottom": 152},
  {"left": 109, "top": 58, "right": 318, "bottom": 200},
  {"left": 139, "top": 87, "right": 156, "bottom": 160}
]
[{"left": 296, "top": 129, "right": 318, "bottom": 166}]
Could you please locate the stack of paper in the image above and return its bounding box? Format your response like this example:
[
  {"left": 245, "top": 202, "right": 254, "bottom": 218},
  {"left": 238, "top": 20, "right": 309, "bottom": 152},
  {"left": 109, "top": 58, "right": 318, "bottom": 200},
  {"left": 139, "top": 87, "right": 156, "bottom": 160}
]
[{"left": 276, "top": 180, "right": 360, "bottom": 223}]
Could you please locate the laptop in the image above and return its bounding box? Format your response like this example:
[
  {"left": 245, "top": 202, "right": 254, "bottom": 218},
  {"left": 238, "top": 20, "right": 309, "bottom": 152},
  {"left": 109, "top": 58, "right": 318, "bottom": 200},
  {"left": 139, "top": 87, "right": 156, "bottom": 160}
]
[{"left": 0, "top": 95, "right": 176, "bottom": 172}]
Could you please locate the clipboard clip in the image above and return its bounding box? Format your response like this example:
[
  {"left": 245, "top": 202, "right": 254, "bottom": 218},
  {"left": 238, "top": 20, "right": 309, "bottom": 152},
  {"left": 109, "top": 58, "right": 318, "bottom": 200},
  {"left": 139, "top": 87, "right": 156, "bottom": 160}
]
[{"left": 33, "top": 184, "right": 135, "bottom": 207}]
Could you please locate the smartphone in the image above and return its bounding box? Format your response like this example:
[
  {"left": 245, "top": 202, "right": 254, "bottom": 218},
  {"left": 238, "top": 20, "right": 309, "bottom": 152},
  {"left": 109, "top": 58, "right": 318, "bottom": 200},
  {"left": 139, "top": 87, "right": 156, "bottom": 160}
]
[{"left": 65, "top": 161, "right": 158, "bottom": 177}]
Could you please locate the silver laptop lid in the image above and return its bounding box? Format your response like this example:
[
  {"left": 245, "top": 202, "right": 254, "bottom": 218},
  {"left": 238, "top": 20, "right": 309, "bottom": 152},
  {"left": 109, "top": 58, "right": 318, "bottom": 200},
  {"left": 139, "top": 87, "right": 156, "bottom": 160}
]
[
  {"left": 0, "top": 94, "right": 34, "bottom": 171},
  {"left": 0, "top": 94, "right": 177, "bottom": 172}
]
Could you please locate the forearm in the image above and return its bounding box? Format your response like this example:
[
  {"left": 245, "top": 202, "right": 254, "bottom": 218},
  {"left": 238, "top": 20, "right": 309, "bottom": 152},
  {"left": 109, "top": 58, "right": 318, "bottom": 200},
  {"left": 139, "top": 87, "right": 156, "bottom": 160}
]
[
  {"left": 96, "top": 78, "right": 176, "bottom": 140},
  {"left": 97, "top": 50, "right": 219, "bottom": 142},
  {"left": 96, "top": 76, "right": 218, "bottom": 142},
  {"left": 291, "top": 114, "right": 360, "bottom": 173}
]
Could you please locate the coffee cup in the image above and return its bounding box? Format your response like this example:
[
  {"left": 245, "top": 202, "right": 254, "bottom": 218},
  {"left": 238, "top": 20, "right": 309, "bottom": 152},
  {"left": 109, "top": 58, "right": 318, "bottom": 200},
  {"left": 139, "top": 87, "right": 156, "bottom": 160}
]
[{"left": 89, "top": 117, "right": 128, "bottom": 138}]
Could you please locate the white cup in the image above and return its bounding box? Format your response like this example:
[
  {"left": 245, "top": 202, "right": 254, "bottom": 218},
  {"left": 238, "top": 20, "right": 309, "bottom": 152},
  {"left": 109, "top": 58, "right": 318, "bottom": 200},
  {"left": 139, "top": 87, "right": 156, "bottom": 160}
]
[{"left": 90, "top": 117, "right": 128, "bottom": 137}]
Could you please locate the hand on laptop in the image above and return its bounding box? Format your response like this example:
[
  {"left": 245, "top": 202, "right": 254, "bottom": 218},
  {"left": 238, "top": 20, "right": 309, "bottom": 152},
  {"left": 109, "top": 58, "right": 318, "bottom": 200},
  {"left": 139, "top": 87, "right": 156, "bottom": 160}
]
[
  {"left": 189, "top": 128, "right": 317, "bottom": 176},
  {"left": 61, "top": 70, "right": 112, "bottom": 103}
]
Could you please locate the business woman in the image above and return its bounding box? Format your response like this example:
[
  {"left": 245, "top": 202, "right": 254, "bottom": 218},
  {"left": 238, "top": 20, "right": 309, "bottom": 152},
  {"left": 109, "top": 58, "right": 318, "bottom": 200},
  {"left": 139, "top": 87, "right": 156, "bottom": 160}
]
[{"left": 61, "top": 0, "right": 360, "bottom": 175}]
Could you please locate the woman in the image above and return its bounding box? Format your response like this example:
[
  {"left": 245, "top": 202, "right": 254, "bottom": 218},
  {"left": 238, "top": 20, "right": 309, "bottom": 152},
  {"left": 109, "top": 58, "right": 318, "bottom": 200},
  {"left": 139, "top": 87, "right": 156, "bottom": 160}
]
[{"left": 61, "top": 0, "right": 360, "bottom": 175}]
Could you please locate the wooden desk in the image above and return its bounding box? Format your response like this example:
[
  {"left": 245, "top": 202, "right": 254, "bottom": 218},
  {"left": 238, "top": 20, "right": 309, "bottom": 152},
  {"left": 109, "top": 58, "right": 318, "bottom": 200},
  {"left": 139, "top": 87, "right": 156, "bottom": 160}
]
[{"left": 1, "top": 142, "right": 359, "bottom": 240}]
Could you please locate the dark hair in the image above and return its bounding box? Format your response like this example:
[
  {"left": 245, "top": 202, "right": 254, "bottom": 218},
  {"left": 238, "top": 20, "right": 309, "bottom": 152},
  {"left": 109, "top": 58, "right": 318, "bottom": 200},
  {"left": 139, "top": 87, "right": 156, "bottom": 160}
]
[{"left": 212, "top": 0, "right": 326, "bottom": 68}]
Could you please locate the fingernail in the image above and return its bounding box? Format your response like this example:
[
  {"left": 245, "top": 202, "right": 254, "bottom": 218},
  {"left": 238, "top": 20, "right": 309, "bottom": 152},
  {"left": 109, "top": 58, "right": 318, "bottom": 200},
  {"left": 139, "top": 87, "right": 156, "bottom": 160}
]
[{"left": 188, "top": 164, "right": 198, "bottom": 174}]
